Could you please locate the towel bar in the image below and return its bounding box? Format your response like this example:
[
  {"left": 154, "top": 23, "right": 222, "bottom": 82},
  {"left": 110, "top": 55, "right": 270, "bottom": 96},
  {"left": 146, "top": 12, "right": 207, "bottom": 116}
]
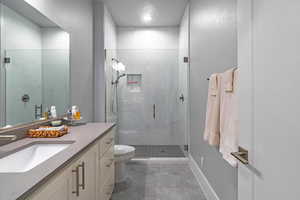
[{"left": 231, "top": 147, "right": 249, "bottom": 165}]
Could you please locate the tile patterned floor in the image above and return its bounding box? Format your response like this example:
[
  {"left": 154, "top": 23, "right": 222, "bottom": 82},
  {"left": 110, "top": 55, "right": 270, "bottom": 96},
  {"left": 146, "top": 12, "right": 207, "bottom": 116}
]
[
  {"left": 111, "top": 159, "right": 207, "bottom": 200},
  {"left": 133, "top": 145, "right": 186, "bottom": 158}
]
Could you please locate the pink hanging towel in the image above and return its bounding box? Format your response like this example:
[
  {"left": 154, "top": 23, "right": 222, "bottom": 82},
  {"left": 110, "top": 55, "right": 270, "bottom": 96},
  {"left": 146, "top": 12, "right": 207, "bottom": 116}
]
[{"left": 219, "top": 68, "right": 239, "bottom": 167}]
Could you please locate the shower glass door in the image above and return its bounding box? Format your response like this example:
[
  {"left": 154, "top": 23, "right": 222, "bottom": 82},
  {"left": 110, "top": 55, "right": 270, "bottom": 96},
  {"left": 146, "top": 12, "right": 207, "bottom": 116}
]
[
  {"left": 5, "top": 50, "right": 42, "bottom": 125},
  {"left": 105, "top": 49, "right": 118, "bottom": 123},
  {"left": 114, "top": 49, "right": 186, "bottom": 154}
]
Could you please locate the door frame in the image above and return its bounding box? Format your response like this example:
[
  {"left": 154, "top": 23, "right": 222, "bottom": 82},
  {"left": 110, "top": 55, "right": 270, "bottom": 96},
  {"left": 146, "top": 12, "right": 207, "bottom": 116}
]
[{"left": 237, "top": 0, "right": 254, "bottom": 199}]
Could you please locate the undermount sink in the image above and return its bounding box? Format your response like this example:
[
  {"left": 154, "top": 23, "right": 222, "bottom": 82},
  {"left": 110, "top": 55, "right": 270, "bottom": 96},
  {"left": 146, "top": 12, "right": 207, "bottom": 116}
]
[{"left": 0, "top": 141, "right": 74, "bottom": 173}]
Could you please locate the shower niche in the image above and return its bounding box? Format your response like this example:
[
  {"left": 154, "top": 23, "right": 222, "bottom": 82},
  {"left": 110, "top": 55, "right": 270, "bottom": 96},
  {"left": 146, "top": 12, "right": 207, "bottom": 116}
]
[{"left": 127, "top": 74, "right": 142, "bottom": 92}]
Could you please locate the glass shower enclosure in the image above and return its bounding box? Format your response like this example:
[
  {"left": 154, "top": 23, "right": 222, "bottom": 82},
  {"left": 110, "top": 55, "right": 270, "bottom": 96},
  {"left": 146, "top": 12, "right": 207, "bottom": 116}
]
[{"left": 105, "top": 49, "right": 188, "bottom": 158}]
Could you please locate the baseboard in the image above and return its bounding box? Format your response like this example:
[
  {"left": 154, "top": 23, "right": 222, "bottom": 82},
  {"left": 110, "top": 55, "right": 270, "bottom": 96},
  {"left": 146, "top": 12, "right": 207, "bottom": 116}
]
[{"left": 189, "top": 154, "right": 220, "bottom": 200}]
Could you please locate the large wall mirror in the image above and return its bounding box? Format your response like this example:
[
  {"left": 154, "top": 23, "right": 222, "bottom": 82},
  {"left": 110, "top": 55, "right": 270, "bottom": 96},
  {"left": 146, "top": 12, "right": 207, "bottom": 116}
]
[{"left": 0, "top": 0, "right": 70, "bottom": 128}]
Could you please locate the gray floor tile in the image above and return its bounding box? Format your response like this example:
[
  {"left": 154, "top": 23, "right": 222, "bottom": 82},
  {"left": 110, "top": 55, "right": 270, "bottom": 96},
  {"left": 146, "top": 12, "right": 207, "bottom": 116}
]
[{"left": 112, "top": 159, "right": 206, "bottom": 200}]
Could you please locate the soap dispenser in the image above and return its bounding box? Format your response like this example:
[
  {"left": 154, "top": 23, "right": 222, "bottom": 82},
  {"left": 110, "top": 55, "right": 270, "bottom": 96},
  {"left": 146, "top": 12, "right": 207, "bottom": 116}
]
[{"left": 50, "top": 106, "right": 57, "bottom": 118}]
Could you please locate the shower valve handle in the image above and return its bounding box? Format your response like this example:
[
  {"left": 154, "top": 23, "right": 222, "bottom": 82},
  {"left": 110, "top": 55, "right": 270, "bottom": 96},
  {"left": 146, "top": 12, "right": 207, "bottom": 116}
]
[{"left": 179, "top": 94, "right": 185, "bottom": 102}]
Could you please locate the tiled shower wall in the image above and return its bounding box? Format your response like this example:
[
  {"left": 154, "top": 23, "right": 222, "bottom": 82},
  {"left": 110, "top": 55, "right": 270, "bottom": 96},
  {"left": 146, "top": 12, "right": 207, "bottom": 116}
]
[
  {"left": 116, "top": 49, "right": 184, "bottom": 145},
  {"left": 113, "top": 27, "right": 187, "bottom": 146}
]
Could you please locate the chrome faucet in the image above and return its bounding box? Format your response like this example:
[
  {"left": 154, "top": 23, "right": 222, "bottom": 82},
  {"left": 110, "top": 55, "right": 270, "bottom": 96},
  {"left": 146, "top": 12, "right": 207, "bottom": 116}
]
[{"left": 0, "top": 135, "right": 17, "bottom": 141}]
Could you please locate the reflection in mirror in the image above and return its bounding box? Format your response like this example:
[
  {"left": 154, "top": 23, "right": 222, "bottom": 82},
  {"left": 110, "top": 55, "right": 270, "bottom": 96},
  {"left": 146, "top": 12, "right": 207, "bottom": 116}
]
[{"left": 0, "top": 0, "right": 70, "bottom": 128}]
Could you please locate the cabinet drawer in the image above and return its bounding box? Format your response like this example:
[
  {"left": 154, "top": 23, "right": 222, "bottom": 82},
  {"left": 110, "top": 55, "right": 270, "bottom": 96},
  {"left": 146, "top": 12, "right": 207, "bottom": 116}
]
[
  {"left": 100, "top": 146, "right": 114, "bottom": 187},
  {"left": 101, "top": 175, "right": 114, "bottom": 200},
  {"left": 99, "top": 128, "right": 115, "bottom": 157}
]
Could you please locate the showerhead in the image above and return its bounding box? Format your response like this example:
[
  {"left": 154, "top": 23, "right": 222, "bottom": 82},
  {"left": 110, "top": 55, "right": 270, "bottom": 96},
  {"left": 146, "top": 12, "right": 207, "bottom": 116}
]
[
  {"left": 111, "top": 58, "right": 126, "bottom": 85},
  {"left": 112, "top": 73, "right": 126, "bottom": 85},
  {"left": 112, "top": 58, "right": 126, "bottom": 72}
]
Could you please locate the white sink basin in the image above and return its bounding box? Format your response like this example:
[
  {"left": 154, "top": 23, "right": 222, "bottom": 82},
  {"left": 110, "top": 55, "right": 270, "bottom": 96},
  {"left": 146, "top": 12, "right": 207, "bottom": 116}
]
[{"left": 0, "top": 142, "right": 73, "bottom": 173}]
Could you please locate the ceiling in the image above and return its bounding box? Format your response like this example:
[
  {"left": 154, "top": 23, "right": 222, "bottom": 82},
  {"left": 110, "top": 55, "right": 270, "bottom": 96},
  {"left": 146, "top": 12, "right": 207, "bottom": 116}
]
[{"left": 102, "top": 0, "right": 188, "bottom": 27}]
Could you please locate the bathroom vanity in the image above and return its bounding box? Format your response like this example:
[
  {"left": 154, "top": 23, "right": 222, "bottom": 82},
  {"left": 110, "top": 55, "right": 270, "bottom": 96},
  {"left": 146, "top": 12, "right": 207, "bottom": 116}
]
[{"left": 0, "top": 123, "right": 115, "bottom": 200}]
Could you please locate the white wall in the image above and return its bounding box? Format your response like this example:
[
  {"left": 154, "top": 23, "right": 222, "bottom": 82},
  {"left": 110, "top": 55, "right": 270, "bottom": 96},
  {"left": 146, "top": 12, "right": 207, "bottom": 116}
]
[
  {"left": 25, "top": 0, "right": 94, "bottom": 122},
  {"left": 117, "top": 27, "right": 179, "bottom": 49},
  {"left": 41, "top": 28, "right": 70, "bottom": 50},
  {"left": 238, "top": 1, "right": 300, "bottom": 199},
  {"left": 41, "top": 28, "right": 70, "bottom": 116},
  {"left": 94, "top": 2, "right": 105, "bottom": 122},
  {"left": 104, "top": 6, "right": 117, "bottom": 50},
  {"left": 94, "top": 2, "right": 117, "bottom": 122},
  {"left": 189, "top": 0, "right": 238, "bottom": 199},
  {"left": 179, "top": 6, "right": 189, "bottom": 54}
]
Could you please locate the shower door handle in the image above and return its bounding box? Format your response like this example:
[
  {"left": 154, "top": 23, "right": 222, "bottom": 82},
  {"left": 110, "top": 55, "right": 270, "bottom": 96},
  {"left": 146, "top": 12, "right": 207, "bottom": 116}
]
[{"left": 153, "top": 104, "right": 156, "bottom": 119}]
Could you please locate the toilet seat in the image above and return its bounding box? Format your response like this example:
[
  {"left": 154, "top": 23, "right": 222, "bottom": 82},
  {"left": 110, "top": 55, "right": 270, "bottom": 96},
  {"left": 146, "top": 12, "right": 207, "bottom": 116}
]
[{"left": 114, "top": 145, "right": 135, "bottom": 162}]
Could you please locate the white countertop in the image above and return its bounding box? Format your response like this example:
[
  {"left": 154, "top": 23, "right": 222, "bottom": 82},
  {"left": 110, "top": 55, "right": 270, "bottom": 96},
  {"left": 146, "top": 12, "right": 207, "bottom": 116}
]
[{"left": 0, "top": 122, "right": 115, "bottom": 200}]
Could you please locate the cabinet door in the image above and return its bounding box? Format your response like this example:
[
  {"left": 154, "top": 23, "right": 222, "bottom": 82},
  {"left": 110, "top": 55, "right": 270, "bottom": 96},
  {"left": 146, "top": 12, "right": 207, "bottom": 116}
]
[
  {"left": 26, "top": 168, "right": 72, "bottom": 200},
  {"left": 101, "top": 175, "right": 115, "bottom": 200},
  {"left": 98, "top": 146, "right": 114, "bottom": 200},
  {"left": 100, "top": 146, "right": 114, "bottom": 188},
  {"left": 77, "top": 145, "right": 97, "bottom": 200},
  {"left": 99, "top": 128, "right": 115, "bottom": 157}
]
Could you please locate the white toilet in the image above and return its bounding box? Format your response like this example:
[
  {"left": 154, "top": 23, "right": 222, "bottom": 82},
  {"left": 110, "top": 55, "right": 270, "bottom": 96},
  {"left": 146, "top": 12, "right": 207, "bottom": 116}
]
[{"left": 114, "top": 145, "right": 135, "bottom": 184}]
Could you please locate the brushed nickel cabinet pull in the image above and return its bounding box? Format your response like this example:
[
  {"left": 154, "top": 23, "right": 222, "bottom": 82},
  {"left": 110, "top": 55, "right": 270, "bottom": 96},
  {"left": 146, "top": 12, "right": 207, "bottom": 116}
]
[
  {"left": 231, "top": 147, "right": 249, "bottom": 165},
  {"left": 153, "top": 104, "right": 156, "bottom": 119},
  {"left": 72, "top": 166, "right": 80, "bottom": 196},
  {"left": 78, "top": 162, "right": 85, "bottom": 190}
]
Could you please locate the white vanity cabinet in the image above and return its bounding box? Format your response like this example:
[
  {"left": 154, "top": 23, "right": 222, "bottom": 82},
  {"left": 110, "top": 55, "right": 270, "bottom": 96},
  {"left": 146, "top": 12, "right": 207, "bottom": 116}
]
[
  {"left": 26, "top": 127, "right": 115, "bottom": 200},
  {"left": 24, "top": 165, "right": 73, "bottom": 200},
  {"left": 70, "top": 145, "right": 97, "bottom": 200},
  {"left": 97, "top": 130, "right": 115, "bottom": 200}
]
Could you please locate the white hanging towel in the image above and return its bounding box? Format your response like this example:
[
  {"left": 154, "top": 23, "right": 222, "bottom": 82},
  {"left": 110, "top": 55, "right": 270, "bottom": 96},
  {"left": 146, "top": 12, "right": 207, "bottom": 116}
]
[
  {"left": 203, "top": 73, "right": 221, "bottom": 146},
  {"left": 219, "top": 67, "right": 239, "bottom": 167}
]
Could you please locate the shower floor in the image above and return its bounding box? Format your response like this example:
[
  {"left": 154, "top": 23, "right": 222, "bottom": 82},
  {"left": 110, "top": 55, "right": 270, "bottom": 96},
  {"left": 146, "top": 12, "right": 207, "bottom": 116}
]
[{"left": 132, "top": 145, "right": 185, "bottom": 158}]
